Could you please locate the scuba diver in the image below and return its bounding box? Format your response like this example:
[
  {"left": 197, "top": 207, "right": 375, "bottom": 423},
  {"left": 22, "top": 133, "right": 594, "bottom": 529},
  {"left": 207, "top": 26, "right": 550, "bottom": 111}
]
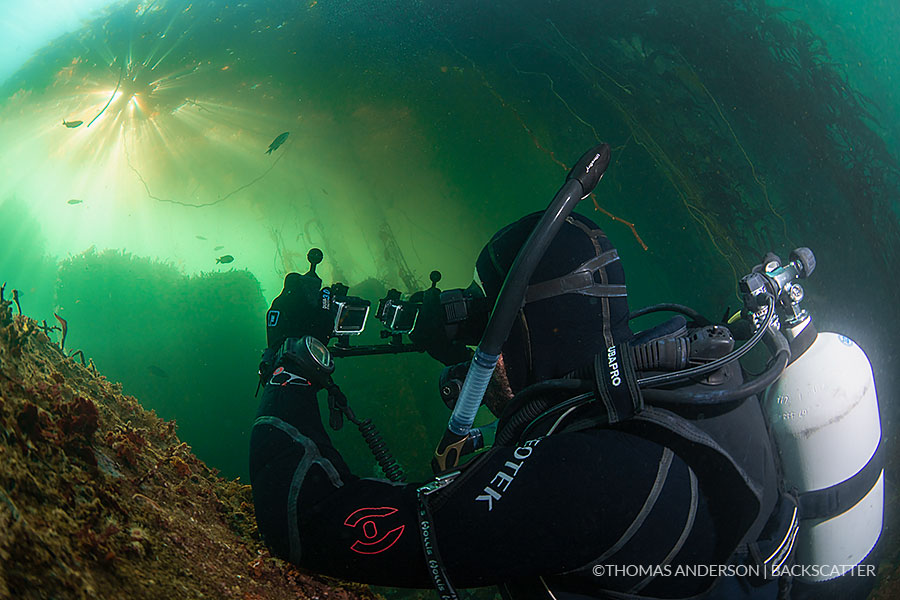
[{"left": 249, "top": 145, "right": 882, "bottom": 599}]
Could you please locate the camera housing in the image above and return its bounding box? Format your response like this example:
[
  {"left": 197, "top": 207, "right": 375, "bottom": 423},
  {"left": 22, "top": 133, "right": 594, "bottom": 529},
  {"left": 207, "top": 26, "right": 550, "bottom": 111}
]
[
  {"left": 322, "top": 283, "right": 370, "bottom": 336},
  {"left": 311, "top": 265, "right": 490, "bottom": 358},
  {"left": 376, "top": 289, "right": 419, "bottom": 335}
]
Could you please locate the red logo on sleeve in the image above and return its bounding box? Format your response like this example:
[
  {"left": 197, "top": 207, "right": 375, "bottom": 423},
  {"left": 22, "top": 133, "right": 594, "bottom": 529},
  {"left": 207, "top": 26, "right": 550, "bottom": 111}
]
[{"left": 343, "top": 506, "right": 406, "bottom": 555}]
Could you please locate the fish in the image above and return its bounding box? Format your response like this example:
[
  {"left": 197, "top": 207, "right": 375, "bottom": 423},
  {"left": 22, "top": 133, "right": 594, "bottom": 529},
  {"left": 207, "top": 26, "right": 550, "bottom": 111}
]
[
  {"left": 62, "top": 120, "right": 83, "bottom": 128},
  {"left": 266, "top": 131, "right": 290, "bottom": 154},
  {"left": 213, "top": 245, "right": 224, "bottom": 251},
  {"left": 216, "top": 255, "right": 234, "bottom": 264},
  {"left": 196, "top": 235, "right": 207, "bottom": 240},
  {"left": 147, "top": 365, "right": 169, "bottom": 378},
  {"left": 67, "top": 199, "right": 83, "bottom": 205}
]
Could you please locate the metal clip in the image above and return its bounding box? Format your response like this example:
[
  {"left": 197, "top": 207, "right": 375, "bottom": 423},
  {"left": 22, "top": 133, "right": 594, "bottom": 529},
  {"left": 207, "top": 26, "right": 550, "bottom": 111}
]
[{"left": 418, "top": 471, "right": 460, "bottom": 496}]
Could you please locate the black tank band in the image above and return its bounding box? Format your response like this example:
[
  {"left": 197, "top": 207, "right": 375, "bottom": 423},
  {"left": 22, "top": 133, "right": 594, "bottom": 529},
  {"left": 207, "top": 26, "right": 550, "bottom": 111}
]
[{"left": 798, "top": 434, "right": 884, "bottom": 521}]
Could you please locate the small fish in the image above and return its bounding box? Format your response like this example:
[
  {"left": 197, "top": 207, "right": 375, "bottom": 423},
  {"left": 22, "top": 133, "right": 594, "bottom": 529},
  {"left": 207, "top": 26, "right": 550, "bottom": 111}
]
[
  {"left": 266, "top": 131, "right": 290, "bottom": 154},
  {"left": 196, "top": 235, "right": 207, "bottom": 240},
  {"left": 213, "top": 245, "right": 224, "bottom": 251},
  {"left": 216, "top": 254, "right": 234, "bottom": 264},
  {"left": 63, "top": 119, "right": 83, "bottom": 128},
  {"left": 147, "top": 365, "right": 169, "bottom": 378},
  {"left": 321, "top": 188, "right": 328, "bottom": 195},
  {"left": 67, "top": 199, "right": 83, "bottom": 205}
]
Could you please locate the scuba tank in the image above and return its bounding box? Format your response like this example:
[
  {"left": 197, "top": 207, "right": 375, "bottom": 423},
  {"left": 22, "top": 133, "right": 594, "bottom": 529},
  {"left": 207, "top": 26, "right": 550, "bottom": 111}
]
[
  {"left": 742, "top": 251, "right": 883, "bottom": 583},
  {"left": 765, "top": 327, "right": 883, "bottom": 582}
]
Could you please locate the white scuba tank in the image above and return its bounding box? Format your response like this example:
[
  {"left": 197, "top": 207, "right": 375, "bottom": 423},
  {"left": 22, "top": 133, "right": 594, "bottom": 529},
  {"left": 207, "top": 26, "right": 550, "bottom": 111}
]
[{"left": 764, "top": 330, "right": 883, "bottom": 582}]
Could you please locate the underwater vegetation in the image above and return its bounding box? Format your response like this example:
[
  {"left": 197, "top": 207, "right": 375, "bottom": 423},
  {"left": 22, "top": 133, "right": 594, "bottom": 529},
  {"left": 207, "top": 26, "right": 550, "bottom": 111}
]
[
  {"left": 54, "top": 248, "right": 266, "bottom": 480},
  {"left": 444, "top": 0, "right": 900, "bottom": 278},
  {"left": 0, "top": 294, "right": 379, "bottom": 599}
]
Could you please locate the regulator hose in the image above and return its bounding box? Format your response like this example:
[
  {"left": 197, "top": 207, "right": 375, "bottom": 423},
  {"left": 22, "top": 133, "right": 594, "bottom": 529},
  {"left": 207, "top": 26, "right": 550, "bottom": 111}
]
[
  {"left": 495, "top": 379, "right": 593, "bottom": 446},
  {"left": 327, "top": 382, "right": 406, "bottom": 482},
  {"left": 497, "top": 320, "right": 790, "bottom": 441},
  {"left": 358, "top": 418, "right": 406, "bottom": 482},
  {"left": 445, "top": 144, "right": 611, "bottom": 440},
  {"left": 641, "top": 349, "right": 789, "bottom": 407},
  {"left": 637, "top": 295, "right": 777, "bottom": 388},
  {"left": 628, "top": 303, "right": 711, "bottom": 325}
]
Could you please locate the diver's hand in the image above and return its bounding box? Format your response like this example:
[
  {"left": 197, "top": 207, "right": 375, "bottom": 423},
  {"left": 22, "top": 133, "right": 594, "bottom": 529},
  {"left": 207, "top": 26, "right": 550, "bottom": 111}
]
[
  {"left": 410, "top": 287, "right": 472, "bottom": 366},
  {"left": 266, "top": 272, "right": 334, "bottom": 348}
]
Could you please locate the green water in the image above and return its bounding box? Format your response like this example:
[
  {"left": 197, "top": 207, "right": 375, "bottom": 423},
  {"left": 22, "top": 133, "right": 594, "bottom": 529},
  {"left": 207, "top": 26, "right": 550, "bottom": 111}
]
[{"left": 1, "top": 0, "right": 898, "bottom": 581}]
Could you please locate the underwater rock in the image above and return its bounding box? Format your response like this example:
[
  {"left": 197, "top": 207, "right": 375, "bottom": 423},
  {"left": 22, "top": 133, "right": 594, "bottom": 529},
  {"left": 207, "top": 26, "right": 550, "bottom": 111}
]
[{"left": 0, "top": 303, "right": 380, "bottom": 600}]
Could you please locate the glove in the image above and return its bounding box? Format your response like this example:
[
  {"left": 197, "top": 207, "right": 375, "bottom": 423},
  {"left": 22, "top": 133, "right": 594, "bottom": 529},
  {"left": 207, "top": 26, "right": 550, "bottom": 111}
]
[{"left": 265, "top": 271, "right": 334, "bottom": 350}]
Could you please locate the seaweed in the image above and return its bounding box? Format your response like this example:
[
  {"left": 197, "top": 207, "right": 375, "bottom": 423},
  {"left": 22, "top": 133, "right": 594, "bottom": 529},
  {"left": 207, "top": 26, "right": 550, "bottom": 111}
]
[
  {"left": 0, "top": 305, "right": 381, "bottom": 600},
  {"left": 86, "top": 66, "right": 125, "bottom": 128},
  {"left": 54, "top": 248, "right": 266, "bottom": 480},
  {"left": 632, "top": 0, "right": 900, "bottom": 269},
  {"left": 0, "top": 285, "right": 10, "bottom": 328},
  {"left": 269, "top": 227, "right": 310, "bottom": 279},
  {"left": 55, "top": 314, "right": 68, "bottom": 351},
  {"left": 378, "top": 220, "right": 422, "bottom": 293}
]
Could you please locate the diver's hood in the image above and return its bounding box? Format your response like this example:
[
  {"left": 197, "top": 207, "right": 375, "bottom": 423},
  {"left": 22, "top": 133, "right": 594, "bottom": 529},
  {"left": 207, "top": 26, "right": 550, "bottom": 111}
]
[{"left": 475, "top": 212, "right": 632, "bottom": 392}]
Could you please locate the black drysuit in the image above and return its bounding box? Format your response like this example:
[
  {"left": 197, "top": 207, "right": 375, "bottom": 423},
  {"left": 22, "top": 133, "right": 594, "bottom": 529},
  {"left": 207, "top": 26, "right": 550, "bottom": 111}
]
[{"left": 249, "top": 377, "right": 774, "bottom": 599}]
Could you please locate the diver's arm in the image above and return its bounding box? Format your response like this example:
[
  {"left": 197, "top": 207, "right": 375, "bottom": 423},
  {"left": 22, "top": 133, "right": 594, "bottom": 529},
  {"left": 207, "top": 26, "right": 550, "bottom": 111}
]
[
  {"left": 250, "top": 382, "right": 433, "bottom": 586},
  {"left": 249, "top": 382, "right": 713, "bottom": 590}
]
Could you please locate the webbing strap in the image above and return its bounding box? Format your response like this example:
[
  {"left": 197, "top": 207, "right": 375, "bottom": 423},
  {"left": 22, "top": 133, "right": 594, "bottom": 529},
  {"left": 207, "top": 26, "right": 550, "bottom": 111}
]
[
  {"left": 417, "top": 474, "right": 460, "bottom": 600},
  {"left": 798, "top": 435, "right": 884, "bottom": 521},
  {"left": 592, "top": 343, "right": 644, "bottom": 424},
  {"left": 525, "top": 249, "right": 626, "bottom": 304}
]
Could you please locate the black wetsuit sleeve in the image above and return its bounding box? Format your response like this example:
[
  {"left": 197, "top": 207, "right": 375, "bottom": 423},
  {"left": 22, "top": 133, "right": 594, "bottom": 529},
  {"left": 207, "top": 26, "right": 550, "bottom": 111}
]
[{"left": 249, "top": 383, "right": 715, "bottom": 591}]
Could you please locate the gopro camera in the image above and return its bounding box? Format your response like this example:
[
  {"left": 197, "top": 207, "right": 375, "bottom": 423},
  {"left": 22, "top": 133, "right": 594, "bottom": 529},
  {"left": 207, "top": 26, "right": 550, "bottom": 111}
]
[
  {"left": 333, "top": 297, "right": 370, "bottom": 334},
  {"left": 376, "top": 289, "right": 419, "bottom": 334},
  {"left": 323, "top": 284, "right": 370, "bottom": 335}
]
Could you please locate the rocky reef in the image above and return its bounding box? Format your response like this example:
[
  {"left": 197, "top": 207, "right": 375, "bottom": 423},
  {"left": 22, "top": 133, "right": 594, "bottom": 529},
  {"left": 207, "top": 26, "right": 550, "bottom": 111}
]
[{"left": 0, "top": 295, "right": 378, "bottom": 600}]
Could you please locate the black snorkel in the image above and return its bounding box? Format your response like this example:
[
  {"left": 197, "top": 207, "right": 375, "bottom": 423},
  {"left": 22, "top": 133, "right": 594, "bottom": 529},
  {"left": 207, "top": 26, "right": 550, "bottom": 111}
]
[{"left": 432, "top": 144, "right": 612, "bottom": 472}]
